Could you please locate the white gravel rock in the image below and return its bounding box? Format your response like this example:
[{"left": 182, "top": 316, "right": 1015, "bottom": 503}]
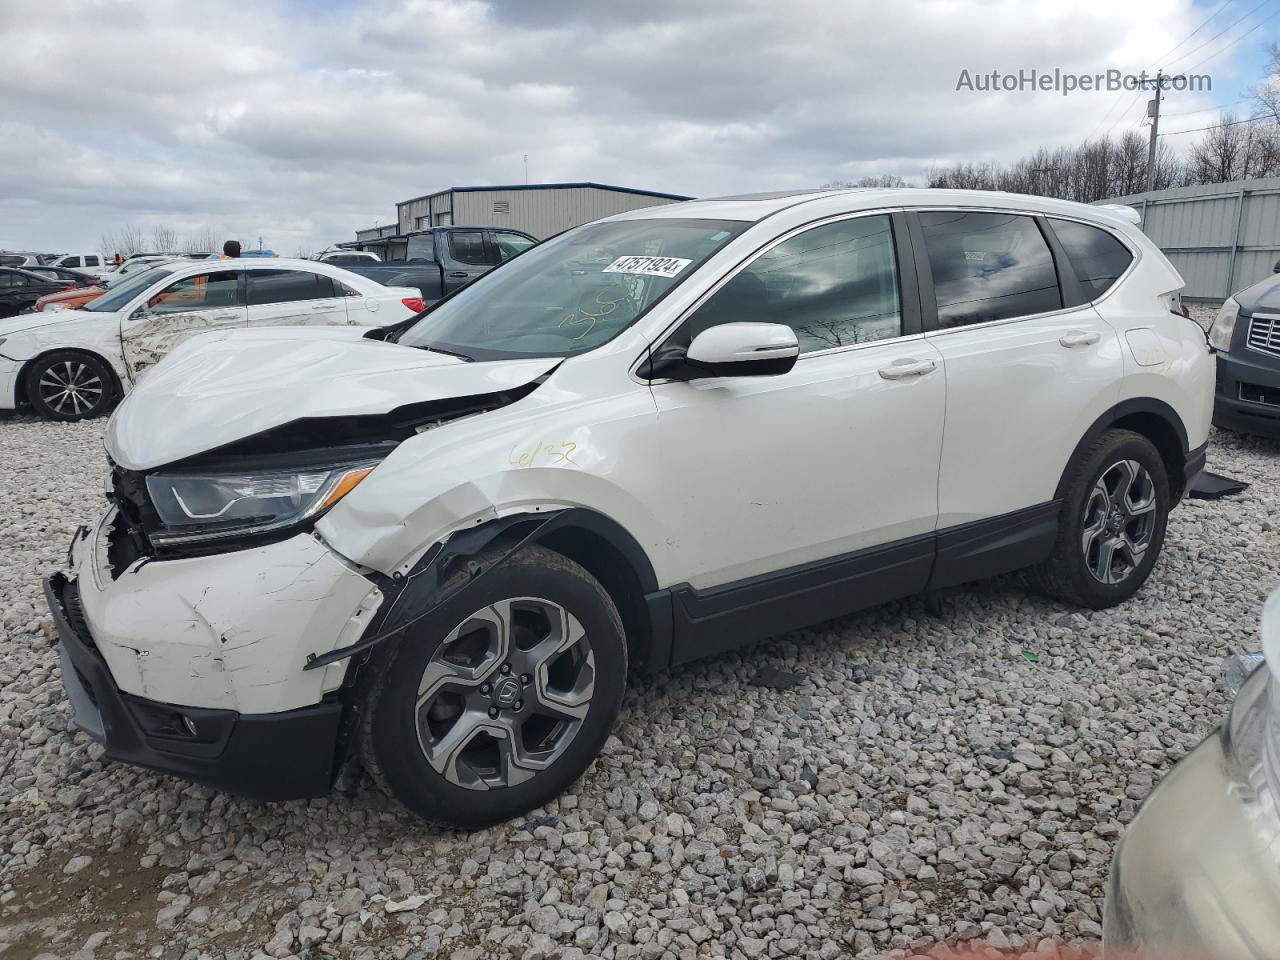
[{"left": 0, "top": 411, "right": 1277, "bottom": 959}]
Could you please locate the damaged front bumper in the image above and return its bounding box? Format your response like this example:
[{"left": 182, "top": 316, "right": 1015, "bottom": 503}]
[
  {"left": 0, "top": 355, "right": 20, "bottom": 410},
  {"left": 45, "top": 509, "right": 385, "bottom": 800}
]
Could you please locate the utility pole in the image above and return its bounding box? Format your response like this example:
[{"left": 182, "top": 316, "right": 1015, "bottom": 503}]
[
  {"left": 1143, "top": 70, "right": 1184, "bottom": 193},
  {"left": 1144, "top": 71, "right": 1165, "bottom": 194}
]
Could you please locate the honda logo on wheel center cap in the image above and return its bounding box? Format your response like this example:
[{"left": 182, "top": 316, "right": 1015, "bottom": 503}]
[{"left": 492, "top": 676, "right": 521, "bottom": 706}]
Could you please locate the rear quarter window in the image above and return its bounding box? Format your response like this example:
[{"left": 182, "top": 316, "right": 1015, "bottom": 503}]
[{"left": 1050, "top": 219, "right": 1134, "bottom": 299}]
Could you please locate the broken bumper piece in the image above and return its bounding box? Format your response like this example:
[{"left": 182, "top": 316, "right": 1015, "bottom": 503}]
[{"left": 46, "top": 573, "right": 343, "bottom": 801}]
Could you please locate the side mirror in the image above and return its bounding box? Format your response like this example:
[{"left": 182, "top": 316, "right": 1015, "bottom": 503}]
[
  {"left": 642, "top": 322, "right": 799, "bottom": 380},
  {"left": 1273, "top": 259, "right": 1280, "bottom": 274}
]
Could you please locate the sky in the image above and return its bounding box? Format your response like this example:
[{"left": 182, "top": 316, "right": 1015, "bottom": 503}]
[{"left": 0, "top": 0, "right": 1275, "bottom": 255}]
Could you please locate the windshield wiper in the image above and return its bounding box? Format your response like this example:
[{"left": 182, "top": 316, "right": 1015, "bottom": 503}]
[{"left": 415, "top": 344, "right": 475, "bottom": 362}]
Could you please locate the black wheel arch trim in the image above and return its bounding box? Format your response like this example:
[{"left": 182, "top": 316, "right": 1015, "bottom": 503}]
[
  {"left": 1054, "top": 398, "right": 1190, "bottom": 502},
  {"left": 308, "top": 507, "right": 662, "bottom": 672}
]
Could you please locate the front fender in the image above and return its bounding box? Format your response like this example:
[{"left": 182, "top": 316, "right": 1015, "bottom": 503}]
[{"left": 316, "top": 382, "right": 669, "bottom": 583}]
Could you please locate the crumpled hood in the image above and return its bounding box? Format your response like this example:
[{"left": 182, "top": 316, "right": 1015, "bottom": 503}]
[
  {"left": 0, "top": 308, "right": 98, "bottom": 341},
  {"left": 105, "top": 326, "right": 559, "bottom": 470}
]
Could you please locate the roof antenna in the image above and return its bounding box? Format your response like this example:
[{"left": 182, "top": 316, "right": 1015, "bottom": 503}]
[{"left": 523, "top": 154, "right": 529, "bottom": 185}]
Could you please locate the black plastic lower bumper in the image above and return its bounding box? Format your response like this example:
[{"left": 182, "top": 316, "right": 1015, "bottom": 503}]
[
  {"left": 1214, "top": 351, "right": 1280, "bottom": 439},
  {"left": 45, "top": 573, "right": 344, "bottom": 802}
]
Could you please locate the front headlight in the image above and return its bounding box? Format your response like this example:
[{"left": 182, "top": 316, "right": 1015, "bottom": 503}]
[
  {"left": 144, "top": 460, "right": 378, "bottom": 545},
  {"left": 1208, "top": 296, "right": 1239, "bottom": 351},
  {"left": 1224, "top": 592, "right": 1280, "bottom": 837}
]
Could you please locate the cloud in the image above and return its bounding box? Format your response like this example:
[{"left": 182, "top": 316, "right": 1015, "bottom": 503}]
[{"left": 0, "top": 0, "right": 1261, "bottom": 252}]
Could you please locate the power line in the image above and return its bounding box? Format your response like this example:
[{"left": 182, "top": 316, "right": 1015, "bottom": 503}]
[
  {"left": 1162, "top": 95, "right": 1254, "bottom": 116},
  {"left": 1085, "top": 0, "right": 1267, "bottom": 142},
  {"left": 1181, "top": 6, "right": 1280, "bottom": 73},
  {"left": 1165, "top": 0, "right": 1273, "bottom": 71},
  {"left": 1152, "top": 0, "right": 1237, "bottom": 66},
  {"left": 1160, "top": 111, "right": 1279, "bottom": 136},
  {"left": 1101, "top": 88, "right": 1151, "bottom": 140}
]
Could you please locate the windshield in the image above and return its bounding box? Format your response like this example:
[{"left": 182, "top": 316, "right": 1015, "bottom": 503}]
[
  {"left": 398, "top": 218, "right": 746, "bottom": 360},
  {"left": 82, "top": 267, "right": 176, "bottom": 312}
]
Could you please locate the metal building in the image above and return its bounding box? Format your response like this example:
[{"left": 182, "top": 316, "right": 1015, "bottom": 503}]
[
  {"left": 355, "top": 224, "right": 398, "bottom": 244},
  {"left": 1097, "top": 176, "right": 1280, "bottom": 302},
  {"left": 347, "top": 182, "right": 691, "bottom": 254}
]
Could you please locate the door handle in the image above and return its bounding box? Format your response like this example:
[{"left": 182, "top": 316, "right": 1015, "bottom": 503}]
[
  {"left": 448, "top": 271, "right": 469, "bottom": 278},
  {"left": 208, "top": 313, "right": 241, "bottom": 321},
  {"left": 310, "top": 303, "right": 333, "bottom": 311},
  {"left": 1059, "top": 330, "right": 1100, "bottom": 348},
  {"left": 878, "top": 358, "right": 937, "bottom": 380}
]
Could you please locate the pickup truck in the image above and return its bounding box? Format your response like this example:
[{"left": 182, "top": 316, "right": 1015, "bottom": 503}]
[{"left": 340, "top": 226, "right": 537, "bottom": 304}]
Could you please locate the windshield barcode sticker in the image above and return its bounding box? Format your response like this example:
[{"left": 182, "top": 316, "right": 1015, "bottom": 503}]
[{"left": 602, "top": 255, "right": 692, "bottom": 278}]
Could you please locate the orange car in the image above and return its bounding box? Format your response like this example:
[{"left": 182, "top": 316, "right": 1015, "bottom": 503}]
[
  {"left": 35, "top": 283, "right": 106, "bottom": 311},
  {"left": 34, "top": 260, "right": 177, "bottom": 311}
]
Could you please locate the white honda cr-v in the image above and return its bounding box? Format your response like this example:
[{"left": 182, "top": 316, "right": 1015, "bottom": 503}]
[{"left": 46, "top": 188, "right": 1212, "bottom": 827}]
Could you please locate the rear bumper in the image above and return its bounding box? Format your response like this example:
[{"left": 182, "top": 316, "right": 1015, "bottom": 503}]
[
  {"left": 46, "top": 572, "right": 345, "bottom": 801},
  {"left": 1214, "top": 350, "right": 1280, "bottom": 439}
]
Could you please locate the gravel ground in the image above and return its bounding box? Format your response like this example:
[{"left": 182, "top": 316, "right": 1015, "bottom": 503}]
[{"left": 2, "top": 345, "right": 1279, "bottom": 959}]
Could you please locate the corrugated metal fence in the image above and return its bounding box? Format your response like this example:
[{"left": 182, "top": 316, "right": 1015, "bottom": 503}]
[{"left": 1098, "top": 177, "right": 1280, "bottom": 303}]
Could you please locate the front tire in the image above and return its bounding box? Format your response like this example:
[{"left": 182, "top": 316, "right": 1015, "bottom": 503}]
[
  {"left": 1030, "top": 429, "right": 1170, "bottom": 609},
  {"left": 24, "top": 351, "right": 116, "bottom": 421},
  {"left": 357, "top": 544, "right": 627, "bottom": 828}
]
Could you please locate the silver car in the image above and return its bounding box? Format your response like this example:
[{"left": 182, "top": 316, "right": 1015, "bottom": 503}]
[{"left": 1105, "top": 589, "right": 1280, "bottom": 956}]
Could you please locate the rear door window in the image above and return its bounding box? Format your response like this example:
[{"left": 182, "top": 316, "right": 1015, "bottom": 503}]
[
  {"left": 448, "top": 231, "right": 496, "bottom": 266},
  {"left": 246, "top": 270, "right": 337, "bottom": 305},
  {"left": 918, "top": 211, "right": 1062, "bottom": 328},
  {"left": 1049, "top": 219, "right": 1134, "bottom": 300},
  {"left": 61, "top": 256, "right": 81, "bottom": 268},
  {"left": 492, "top": 232, "right": 536, "bottom": 262}
]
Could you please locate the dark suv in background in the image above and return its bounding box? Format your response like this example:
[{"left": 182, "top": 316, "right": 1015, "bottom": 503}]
[{"left": 1209, "top": 272, "right": 1280, "bottom": 439}]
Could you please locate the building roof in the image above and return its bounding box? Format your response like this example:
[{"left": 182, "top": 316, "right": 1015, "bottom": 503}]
[{"left": 397, "top": 181, "right": 693, "bottom": 207}]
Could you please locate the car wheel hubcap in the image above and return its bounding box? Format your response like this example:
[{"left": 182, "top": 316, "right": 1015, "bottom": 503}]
[
  {"left": 38, "top": 361, "right": 103, "bottom": 416},
  {"left": 414, "top": 598, "right": 595, "bottom": 791},
  {"left": 1081, "top": 459, "right": 1157, "bottom": 585}
]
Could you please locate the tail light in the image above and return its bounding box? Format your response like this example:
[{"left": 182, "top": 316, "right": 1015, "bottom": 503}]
[
  {"left": 64, "top": 282, "right": 75, "bottom": 290},
  {"left": 402, "top": 297, "right": 426, "bottom": 313}
]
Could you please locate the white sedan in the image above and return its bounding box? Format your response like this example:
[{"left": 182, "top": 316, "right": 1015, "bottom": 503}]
[{"left": 0, "top": 258, "right": 424, "bottom": 420}]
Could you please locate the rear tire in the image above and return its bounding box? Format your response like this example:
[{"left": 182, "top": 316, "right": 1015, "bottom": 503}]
[
  {"left": 357, "top": 544, "right": 627, "bottom": 829},
  {"left": 24, "top": 351, "right": 116, "bottom": 421},
  {"left": 1029, "top": 429, "right": 1170, "bottom": 609}
]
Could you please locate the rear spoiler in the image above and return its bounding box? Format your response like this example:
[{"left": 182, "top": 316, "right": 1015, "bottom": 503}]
[{"left": 1096, "top": 204, "right": 1142, "bottom": 226}]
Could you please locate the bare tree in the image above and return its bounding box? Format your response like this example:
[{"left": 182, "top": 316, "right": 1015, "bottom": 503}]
[
  {"left": 183, "top": 227, "right": 219, "bottom": 256},
  {"left": 927, "top": 130, "right": 1190, "bottom": 202},
  {"left": 1185, "top": 113, "right": 1250, "bottom": 183},
  {"left": 151, "top": 224, "right": 179, "bottom": 253},
  {"left": 819, "top": 175, "right": 913, "bottom": 188},
  {"left": 100, "top": 223, "right": 144, "bottom": 258}
]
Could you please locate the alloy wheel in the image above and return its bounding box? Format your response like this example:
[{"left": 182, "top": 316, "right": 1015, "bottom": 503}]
[
  {"left": 414, "top": 597, "right": 595, "bottom": 791},
  {"left": 1081, "top": 459, "right": 1157, "bottom": 585},
  {"left": 38, "top": 360, "right": 104, "bottom": 417}
]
